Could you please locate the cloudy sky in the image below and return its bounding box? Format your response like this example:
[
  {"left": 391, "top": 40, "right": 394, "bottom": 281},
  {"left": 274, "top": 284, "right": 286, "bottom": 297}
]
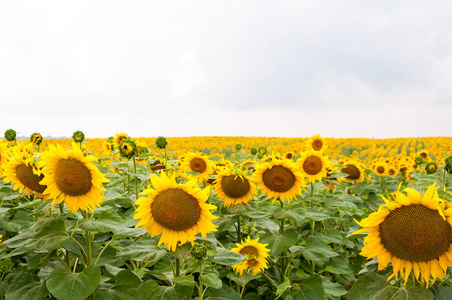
[{"left": 1, "top": 1, "right": 451, "bottom": 139}]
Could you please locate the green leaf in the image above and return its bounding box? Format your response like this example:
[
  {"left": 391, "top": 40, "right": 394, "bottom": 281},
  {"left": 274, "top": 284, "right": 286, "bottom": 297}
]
[
  {"left": 273, "top": 204, "right": 306, "bottom": 225},
  {"left": 305, "top": 209, "right": 330, "bottom": 221},
  {"left": 47, "top": 265, "right": 101, "bottom": 300},
  {"left": 276, "top": 276, "right": 291, "bottom": 295},
  {"left": 31, "top": 232, "right": 71, "bottom": 251},
  {"left": 212, "top": 247, "right": 245, "bottom": 266},
  {"left": 295, "top": 275, "right": 325, "bottom": 300},
  {"left": 347, "top": 273, "right": 434, "bottom": 300},
  {"left": 430, "top": 285, "right": 452, "bottom": 299},
  {"left": 3, "top": 272, "right": 49, "bottom": 300},
  {"left": 321, "top": 276, "right": 347, "bottom": 297},
  {"left": 119, "top": 239, "right": 166, "bottom": 266},
  {"left": 300, "top": 236, "right": 339, "bottom": 261},
  {"left": 136, "top": 280, "right": 194, "bottom": 300},
  {"left": 204, "top": 283, "right": 242, "bottom": 300},
  {"left": 199, "top": 273, "right": 222, "bottom": 289},
  {"left": 173, "top": 275, "right": 197, "bottom": 287},
  {"left": 227, "top": 272, "right": 260, "bottom": 287}
]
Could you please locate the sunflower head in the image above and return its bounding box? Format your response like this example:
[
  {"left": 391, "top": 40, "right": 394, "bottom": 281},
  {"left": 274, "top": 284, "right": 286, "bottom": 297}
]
[
  {"left": 258, "top": 146, "right": 267, "bottom": 155},
  {"left": 425, "top": 162, "right": 438, "bottom": 174},
  {"left": 298, "top": 150, "right": 328, "bottom": 184},
  {"left": 231, "top": 236, "right": 270, "bottom": 276},
  {"left": 215, "top": 170, "right": 256, "bottom": 207},
  {"left": 306, "top": 134, "right": 327, "bottom": 152},
  {"left": 374, "top": 162, "right": 387, "bottom": 177},
  {"left": 134, "top": 172, "right": 218, "bottom": 251},
  {"left": 355, "top": 183, "right": 452, "bottom": 287},
  {"left": 102, "top": 140, "right": 114, "bottom": 153},
  {"left": 252, "top": 159, "right": 305, "bottom": 203},
  {"left": 30, "top": 133, "right": 43, "bottom": 145},
  {"left": 113, "top": 132, "right": 129, "bottom": 148},
  {"left": 250, "top": 148, "right": 258, "bottom": 156},
  {"left": 118, "top": 138, "right": 138, "bottom": 159},
  {"left": 341, "top": 159, "right": 365, "bottom": 183},
  {"left": 191, "top": 243, "right": 208, "bottom": 260},
  {"left": 155, "top": 136, "right": 168, "bottom": 149},
  {"left": 72, "top": 130, "right": 85, "bottom": 143},
  {"left": 180, "top": 152, "right": 213, "bottom": 182}
]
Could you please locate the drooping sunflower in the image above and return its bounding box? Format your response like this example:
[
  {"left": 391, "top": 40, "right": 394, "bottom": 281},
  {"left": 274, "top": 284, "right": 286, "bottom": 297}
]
[
  {"left": 387, "top": 166, "right": 397, "bottom": 177},
  {"left": 215, "top": 169, "right": 257, "bottom": 207},
  {"left": 113, "top": 132, "right": 129, "bottom": 148},
  {"left": 134, "top": 172, "right": 218, "bottom": 251},
  {"left": 39, "top": 142, "right": 109, "bottom": 212},
  {"left": 231, "top": 236, "right": 270, "bottom": 276},
  {"left": 305, "top": 134, "right": 327, "bottom": 152},
  {"left": 2, "top": 144, "right": 47, "bottom": 198},
  {"left": 417, "top": 150, "right": 430, "bottom": 162},
  {"left": 341, "top": 159, "right": 365, "bottom": 183},
  {"left": 252, "top": 158, "right": 305, "bottom": 203},
  {"left": 180, "top": 152, "right": 214, "bottom": 182},
  {"left": 355, "top": 183, "right": 452, "bottom": 287},
  {"left": 297, "top": 150, "right": 328, "bottom": 184}
]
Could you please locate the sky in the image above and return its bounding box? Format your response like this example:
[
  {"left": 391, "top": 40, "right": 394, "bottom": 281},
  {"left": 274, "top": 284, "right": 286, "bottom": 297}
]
[{"left": 1, "top": 1, "right": 451, "bottom": 139}]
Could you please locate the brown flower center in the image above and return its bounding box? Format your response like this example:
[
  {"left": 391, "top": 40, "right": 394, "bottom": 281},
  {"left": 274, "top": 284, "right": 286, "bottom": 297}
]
[
  {"left": 221, "top": 175, "right": 250, "bottom": 199},
  {"left": 313, "top": 140, "right": 323, "bottom": 151},
  {"left": 388, "top": 169, "right": 395, "bottom": 176},
  {"left": 376, "top": 166, "right": 385, "bottom": 174},
  {"left": 151, "top": 188, "right": 201, "bottom": 231},
  {"left": 190, "top": 158, "right": 207, "bottom": 173},
  {"left": 240, "top": 246, "right": 259, "bottom": 256},
  {"left": 247, "top": 258, "right": 258, "bottom": 267},
  {"left": 302, "top": 156, "right": 322, "bottom": 175},
  {"left": 16, "top": 164, "right": 47, "bottom": 193},
  {"left": 262, "top": 165, "right": 296, "bottom": 193},
  {"left": 54, "top": 158, "right": 92, "bottom": 196},
  {"left": 379, "top": 204, "right": 452, "bottom": 262},
  {"left": 342, "top": 164, "right": 360, "bottom": 180},
  {"left": 420, "top": 153, "right": 427, "bottom": 159}
]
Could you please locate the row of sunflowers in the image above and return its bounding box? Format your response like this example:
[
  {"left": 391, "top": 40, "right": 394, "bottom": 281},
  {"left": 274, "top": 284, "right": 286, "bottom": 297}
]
[{"left": 0, "top": 129, "right": 451, "bottom": 299}]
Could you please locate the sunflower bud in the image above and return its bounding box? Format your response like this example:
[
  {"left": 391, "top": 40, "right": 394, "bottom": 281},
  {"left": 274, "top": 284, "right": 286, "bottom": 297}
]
[
  {"left": 242, "top": 224, "right": 252, "bottom": 236},
  {"left": 257, "top": 153, "right": 264, "bottom": 159},
  {"left": 235, "top": 143, "right": 242, "bottom": 151},
  {"left": 445, "top": 157, "right": 452, "bottom": 173},
  {"left": 155, "top": 136, "right": 168, "bottom": 149},
  {"left": 250, "top": 148, "right": 257, "bottom": 155},
  {"left": 414, "top": 156, "right": 423, "bottom": 165},
  {"left": 118, "top": 138, "right": 138, "bottom": 159},
  {"left": 191, "top": 243, "right": 207, "bottom": 260},
  {"left": 138, "top": 146, "right": 149, "bottom": 156},
  {"left": 258, "top": 146, "right": 267, "bottom": 155},
  {"left": 30, "top": 133, "right": 43, "bottom": 145},
  {"left": 425, "top": 162, "right": 438, "bottom": 174},
  {"left": 4, "top": 129, "right": 16, "bottom": 142},
  {"left": 72, "top": 130, "right": 85, "bottom": 143},
  {"left": 290, "top": 284, "right": 300, "bottom": 295}
]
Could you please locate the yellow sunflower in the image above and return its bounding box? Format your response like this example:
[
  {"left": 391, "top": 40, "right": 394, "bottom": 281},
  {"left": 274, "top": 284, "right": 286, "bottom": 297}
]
[
  {"left": 355, "top": 183, "right": 452, "bottom": 287},
  {"left": 215, "top": 170, "right": 257, "bottom": 207},
  {"left": 298, "top": 150, "right": 328, "bottom": 184},
  {"left": 2, "top": 144, "right": 47, "bottom": 198},
  {"left": 252, "top": 159, "right": 305, "bottom": 203},
  {"left": 341, "top": 159, "right": 365, "bottom": 183},
  {"left": 113, "top": 132, "right": 129, "bottom": 148},
  {"left": 134, "top": 172, "right": 218, "bottom": 251},
  {"left": 374, "top": 162, "right": 387, "bottom": 177},
  {"left": 387, "top": 166, "right": 397, "bottom": 177},
  {"left": 231, "top": 236, "right": 270, "bottom": 275},
  {"left": 417, "top": 150, "right": 430, "bottom": 162},
  {"left": 0, "top": 141, "right": 9, "bottom": 177},
  {"left": 180, "top": 152, "right": 214, "bottom": 182},
  {"left": 39, "top": 142, "right": 109, "bottom": 212},
  {"left": 306, "top": 134, "right": 327, "bottom": 152}
]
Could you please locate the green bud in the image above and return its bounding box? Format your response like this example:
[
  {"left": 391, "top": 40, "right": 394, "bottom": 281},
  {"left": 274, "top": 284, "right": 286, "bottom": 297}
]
[
  {"left": 118, "top": 138, "right": 138, "bottom": 159},
  {"left": 235, "top": 143, "right": 242, "bottom": 151},
  {"left": 250, "top": 148, "right": 257, "bottom": 155},
  {"left": 72, "top": 130, "right": 85, "bottom": 143},
  {"left": 30, "top": 132, "right": 43, "bottom": 145},
  {"left": 155, "top": 136, "right": 168, "bottom": 149},
  {"left": 138, "top": 146, "right": 149, "bottom": 156},
  {"left": 414, "top": 156, "right": 423, "bottom": 165},
  {"left": 191, "top": 243, "right": 207, "bottom": 260},
  {"left": 290, "top": 284, "right": 300, "bottom": 295},
  {"left": 257, "top": 153, "right": 264, "bottom": 159},
  {"left": 4, "top": 129, "right": 16, "bottom": 142},
  {"left": 258, "top": 146, "right": 267, "bottom": 155},
  {"left": 425, "top": 162, "right": 438, "bottom": 174},
  {"left": 445, "top": 156, "right": 452, "bottom": 173},
  {"left": 242, "top": 224, "right": 252, "bottom": 236}
]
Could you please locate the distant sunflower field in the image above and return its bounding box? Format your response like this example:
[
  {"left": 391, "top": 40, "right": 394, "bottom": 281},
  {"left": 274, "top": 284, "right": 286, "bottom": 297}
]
[{"left": 1, "top": 129, "right": 452, "bottom": 300}]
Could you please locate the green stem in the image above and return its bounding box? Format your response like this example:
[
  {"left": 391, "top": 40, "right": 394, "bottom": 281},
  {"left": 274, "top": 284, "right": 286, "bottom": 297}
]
[
  {"left": 198, "top": 263, "right": 203, "bottom": 300},
  {"left": 59, "top": 203, "right": 64, "bottom": 214},
  {"left": 95, "top": 236, "right": 117, "bottom": 265},
  {"left": 176, "top": 258, "right": 181, "bottom": 277},
  {"left": 310, "top": 182, "right": 315, "bottom": 207},
  {"left": 279, "top": 200, "right": 286, "bottom": 276},
  {"left": 237, "top": 215, "right": 242, "bottom": 242},
  {"left": 133, "top": 156, "right": 139, "bottom": 201},
  {"left": 164, "top": 147, "right": 168, "bottom": 175},
  {"left": 442, "top": 168, "right": 447, "bottom": 191}
]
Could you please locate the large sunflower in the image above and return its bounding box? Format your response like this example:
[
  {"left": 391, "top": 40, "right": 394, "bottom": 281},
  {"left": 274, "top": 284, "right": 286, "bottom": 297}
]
[
  {"left": 231, "top": 236, "right": 270, "bottom": 275},
  {"left": 180, "top": 152, "right": 213, "bottom": 182},
  {"left": 297, "top": 150, "right": 328, "bottom": 184},
  {"left": 341, "top": 159, "right": 365, "bottom": 183},
  {"left": 215, "top": 169, "right": 257, "bottom": 207},
  {"left": 0, "top": 141, "right": 9, "bottom": 177},
  {"left": 252, "top": 158, "right": 305, "bottom": 203},
  {"left": 39, "top": 142, "right": 109, "bottom": 212},
  {"left": 2, "top": 144, "right": 47, "bottom": 198},
  {"left": 355, "top": 183, "right": 452, "bottom": 287},
  {"left": 134, "top": 172, "right": 218, "bottom": 251}
]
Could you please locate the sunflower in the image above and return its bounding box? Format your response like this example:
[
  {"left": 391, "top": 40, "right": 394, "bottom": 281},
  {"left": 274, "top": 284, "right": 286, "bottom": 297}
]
[
  {"left": 118, "top": 138, "right": 138, "bottom": 159},
  {"left": 417, "top": 150, "right": 430, "bottom": 162},
  {"left": 298, "top": 150, "right": 328, "bottom": 184},
  {"left": 0, "top": 141, "right": 9, "bottom": 177},
  {"left": 374, "top": 162, "right": 387, "bottom": 177},
  {"left": 323, "top": 164, "right": 344, "bottom": 191},
  {"left": 180, "top": 152, "right": 213, "bottom": 182},
  {"left": 2, "top": 144, "right": 47, "bottom": 198},
  {"left": 102, "top": 140, "right": 113, "bottom": 153},
  {"left": 355, "top": 183, "right": 452, "bottom": 287},
  {"left": 231, "top": 236, "right": 270, "bottom": 275},
  {"left": 134, "top": 172, "right": 218, "bottom": 251},
  {"left": 39, "top": 142, "right": 109, "bottom": 212},
  {"left": 252, "top": 158, "right": 305, "bottom": 203},
  {"left": 387, "top": 166, "right": 397, "bottom": 177},
  {"left": 215, "top": 170, "right": 256, "bottom": 207},
  {"left": 306, "top": 134, "right": 327, "bottom": 152},
  {"left": 425, "top": 162, "right": 438, "bottom": 174},
  {"left": 284, "top": 151, "right": 294, "bottom": 160},
  {"left": 341, "top": 159, "right": 365, "bottom": 183},
  {"left": 113, "top": 132, "right": 129, "bottom": 148}
]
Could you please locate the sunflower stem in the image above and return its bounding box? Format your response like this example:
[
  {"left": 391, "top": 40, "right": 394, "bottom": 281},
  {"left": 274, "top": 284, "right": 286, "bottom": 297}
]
[
  {"left": 176, "top": 258, "right": 181, "bottom": 277},
  {"left": 442, "top": 168, "right": 447, "bottom": 191},
  {"left": 133, "top": 156, "right": 139, "bottom": 201},
  {"left": 279, "top": 199, "right": 286, "bottom": 276},
  {"left": 198, "top": 263, "right": 204, "bottom": 300},
  {"left": 237, "top": 215, "right": 242, "bottom": 242},
  {"left": 310, "top": 183, "right": 315, "bottom": 208},
  {"left": 164, "top": 147, "right": 168, "bottom": 175},
  {"left": 59, "top": 203, "right": 64, "bottom": 215}
]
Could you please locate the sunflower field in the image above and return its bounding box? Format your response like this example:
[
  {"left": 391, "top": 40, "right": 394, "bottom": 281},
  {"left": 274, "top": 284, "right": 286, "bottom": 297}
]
[{"left": 1, "top": 130, "right": 452, "bottom": 300}]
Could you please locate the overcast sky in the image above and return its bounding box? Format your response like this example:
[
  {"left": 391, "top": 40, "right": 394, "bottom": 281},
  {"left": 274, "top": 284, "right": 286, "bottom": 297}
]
[{"left": 1, "top": 1, "right": 451, "bottom": 139}]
